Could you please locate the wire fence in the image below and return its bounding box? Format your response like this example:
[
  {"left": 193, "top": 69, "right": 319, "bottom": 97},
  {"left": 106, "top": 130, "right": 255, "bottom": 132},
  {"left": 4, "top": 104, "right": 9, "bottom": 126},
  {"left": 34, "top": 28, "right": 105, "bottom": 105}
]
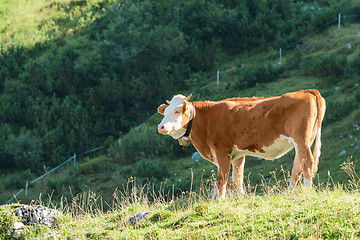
[
  {"left": 4, "top": 147, "right": 103, "bottom": 205},
  {"left": 4, "top": 13, "right": 360, "bottom": 205}
]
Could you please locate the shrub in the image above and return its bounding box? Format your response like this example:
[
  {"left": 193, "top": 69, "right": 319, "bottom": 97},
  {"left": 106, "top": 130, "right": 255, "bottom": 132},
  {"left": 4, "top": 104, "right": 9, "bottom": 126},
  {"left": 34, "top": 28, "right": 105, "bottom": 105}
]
[
  {"left": 301, "top": 54, "right": 347, "bottom": 77},
  {"left": 284, "top": 45, "right": 302, "bottom": 70},
  {"left": 47, "top": 176, "right": 70, "bottom": 192},
  {"left": 3, "top": 169, "right": 33, "bottom": 189},
  {"left": 324, "top": 94, "right": 359, "bottom": 124},
  {"left": 349, "top": 52, "right": 360, "bottom": 75},
  {"left": 4, "top": 131, "right": 43, "bottom": 173},
  {"left": 184, "top": 71, "right": 207, "bottom": 89},
  {"left": 80, "top": 156, "right": 111, "bottom": 175},
  {"left": 0, "top": 210, "right": 12, "bottom": 240},
  {"left": 111, "top": 126, "right": 175, "bottom": 164},
  {"left": 136, "top": 159, "right": 170, "bottom": 181},
  {"left": 236, "top": 63, "right": 278, "bottom": 89}
]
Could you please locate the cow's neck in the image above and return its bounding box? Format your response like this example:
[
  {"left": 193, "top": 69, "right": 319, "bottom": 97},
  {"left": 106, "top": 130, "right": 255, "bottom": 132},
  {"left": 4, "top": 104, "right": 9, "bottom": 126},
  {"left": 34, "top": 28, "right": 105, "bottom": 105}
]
[
  {"left": 188, "top": 101, "right": 213, "bottom": 148},
  {"left": 178, "top": 103, "right": 194, "bottom": 147}
]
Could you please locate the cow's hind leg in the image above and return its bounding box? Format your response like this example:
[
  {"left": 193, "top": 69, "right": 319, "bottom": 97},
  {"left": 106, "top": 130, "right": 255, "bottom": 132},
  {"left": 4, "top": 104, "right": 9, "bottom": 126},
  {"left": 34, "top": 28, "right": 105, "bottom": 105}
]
[
  {"left": 232, "top": 156, "right": 246, "bottom": 195},
  {"left": 290, "top": 139, "right": 316, "bottom": 189},
  {"left": 290, "top": 153, "right": 302, "bottom": 190},
  {"left": 297, "top": 144, "right": 315, "bottom": 187},
  {"left": 312, "top": 127, "right": 322, "bottom": 176}
]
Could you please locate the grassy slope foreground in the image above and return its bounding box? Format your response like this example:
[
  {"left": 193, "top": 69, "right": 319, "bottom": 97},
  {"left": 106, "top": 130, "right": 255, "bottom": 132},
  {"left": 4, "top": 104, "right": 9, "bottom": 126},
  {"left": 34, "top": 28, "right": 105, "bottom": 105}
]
[{"left": 1, "top": 186, "right": 360, "bottom": 239}]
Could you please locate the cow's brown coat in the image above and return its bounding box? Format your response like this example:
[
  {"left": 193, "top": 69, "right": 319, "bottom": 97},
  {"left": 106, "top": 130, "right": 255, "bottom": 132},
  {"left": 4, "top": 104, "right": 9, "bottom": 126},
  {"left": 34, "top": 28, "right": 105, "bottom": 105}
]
[{"left": 158, "top": 89, "right": 326, "bottom": 198}]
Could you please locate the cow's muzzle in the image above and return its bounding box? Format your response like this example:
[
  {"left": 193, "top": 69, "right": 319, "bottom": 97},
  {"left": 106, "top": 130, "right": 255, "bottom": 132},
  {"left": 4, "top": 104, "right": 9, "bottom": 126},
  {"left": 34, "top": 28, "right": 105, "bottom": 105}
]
[{"left": 157, "top": 124, "right": 168, "bottom": 135}]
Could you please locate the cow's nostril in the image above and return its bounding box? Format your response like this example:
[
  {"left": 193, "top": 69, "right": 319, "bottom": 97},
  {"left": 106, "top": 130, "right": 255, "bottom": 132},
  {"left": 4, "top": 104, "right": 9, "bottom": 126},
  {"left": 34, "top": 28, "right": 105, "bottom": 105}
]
[{"left": 158, "top": 124, "right": 168, "bottom": 135}]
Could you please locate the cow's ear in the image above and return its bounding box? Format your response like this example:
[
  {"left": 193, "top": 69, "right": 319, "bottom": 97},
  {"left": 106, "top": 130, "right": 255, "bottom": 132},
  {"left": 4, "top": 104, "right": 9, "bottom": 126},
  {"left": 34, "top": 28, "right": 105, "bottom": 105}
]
[
  {"left": 182, "top": 100, "right": 191, "bottom": 114},
  {"left": 157, "top": 104, "right": 168, "bottom": 116},
  {"left": 185, "top": 94, "right": 192, "bottom": 102}
]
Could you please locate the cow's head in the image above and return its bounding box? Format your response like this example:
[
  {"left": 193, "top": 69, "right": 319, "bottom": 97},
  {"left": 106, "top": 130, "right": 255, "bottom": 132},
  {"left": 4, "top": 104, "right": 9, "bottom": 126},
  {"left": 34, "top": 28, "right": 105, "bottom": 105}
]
[{"left": 157, "top": 94, "right": 193, "bottom": 139}]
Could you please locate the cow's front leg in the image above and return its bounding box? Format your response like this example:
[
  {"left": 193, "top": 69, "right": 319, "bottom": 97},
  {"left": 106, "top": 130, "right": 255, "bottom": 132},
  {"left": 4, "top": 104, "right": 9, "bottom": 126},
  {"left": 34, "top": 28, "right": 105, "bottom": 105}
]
[
  {"left": 232, "top": 156, "right": 246, "bottom": 195},
  {"left": 214, "top": 150, "right": 231, "bottom": 200}
]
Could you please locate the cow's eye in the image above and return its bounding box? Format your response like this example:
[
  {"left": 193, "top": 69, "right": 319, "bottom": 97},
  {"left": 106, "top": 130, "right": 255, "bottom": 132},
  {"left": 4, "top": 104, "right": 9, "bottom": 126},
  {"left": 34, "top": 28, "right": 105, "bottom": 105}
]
[{"left": 174, "top": 110, "right": 180, "bottom": 114}]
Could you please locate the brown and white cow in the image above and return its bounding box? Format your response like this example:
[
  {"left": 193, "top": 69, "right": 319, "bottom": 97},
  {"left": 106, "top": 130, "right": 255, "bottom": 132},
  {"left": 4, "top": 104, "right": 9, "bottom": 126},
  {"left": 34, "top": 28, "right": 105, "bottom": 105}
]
[{"left": 157, "top": 90, "right": 326, "bottom": 199}]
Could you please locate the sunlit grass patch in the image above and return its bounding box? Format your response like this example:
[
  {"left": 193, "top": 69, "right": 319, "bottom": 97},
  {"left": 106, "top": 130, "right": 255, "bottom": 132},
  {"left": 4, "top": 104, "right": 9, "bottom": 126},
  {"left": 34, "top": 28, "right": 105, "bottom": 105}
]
[{"left": 2, "top": 161, "right": 360, "bottom": 239}]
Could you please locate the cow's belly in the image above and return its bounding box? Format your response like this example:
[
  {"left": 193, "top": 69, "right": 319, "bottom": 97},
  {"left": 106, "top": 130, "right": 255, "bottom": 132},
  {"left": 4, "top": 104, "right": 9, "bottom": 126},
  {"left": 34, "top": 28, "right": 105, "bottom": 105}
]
[{"left": 229, "top": 137, "right": 294, "bottom": 162}]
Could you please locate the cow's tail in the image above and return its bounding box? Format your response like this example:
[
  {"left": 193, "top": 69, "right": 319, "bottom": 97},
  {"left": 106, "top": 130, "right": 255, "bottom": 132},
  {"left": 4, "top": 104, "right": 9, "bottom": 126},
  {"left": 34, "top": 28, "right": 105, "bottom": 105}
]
[{"left": 306, "top": 89, "right": 326, "bottom": 173}]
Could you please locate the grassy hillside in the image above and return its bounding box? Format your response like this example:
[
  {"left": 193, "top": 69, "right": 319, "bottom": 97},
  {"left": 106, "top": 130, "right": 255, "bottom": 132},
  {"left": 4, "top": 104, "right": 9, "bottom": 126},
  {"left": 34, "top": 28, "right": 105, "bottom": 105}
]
[
  {"left": 0, "top": 0, "right": 108, "bottom": 49},
  {"left": 2, "top": 20, "right": 360, "bottom": 207},
  {"left": 1, "top": 0, "right": 360, "bottom": 238},
  {"left": 0, "top": 0, "right": 360, "bottom": 218},
  {"left": 2, "top": 182, "right": 360, "bottom": 239}
]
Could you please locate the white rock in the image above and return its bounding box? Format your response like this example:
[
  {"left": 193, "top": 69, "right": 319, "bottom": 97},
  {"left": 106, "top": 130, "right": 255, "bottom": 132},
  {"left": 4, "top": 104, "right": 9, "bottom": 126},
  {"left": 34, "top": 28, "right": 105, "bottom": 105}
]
[
  {"left": 13, "top": 222, "right": 25, "bottom": 230},
  {"left": 14, "top": 205, "right": 60, "bottom": 228}
]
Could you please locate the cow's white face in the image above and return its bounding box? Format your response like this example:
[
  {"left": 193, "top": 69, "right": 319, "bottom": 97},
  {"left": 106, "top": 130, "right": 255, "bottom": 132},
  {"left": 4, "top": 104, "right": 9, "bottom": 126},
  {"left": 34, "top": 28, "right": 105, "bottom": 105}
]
[{"left": 157, "top": 94, "right": 192, "bottom": 139}]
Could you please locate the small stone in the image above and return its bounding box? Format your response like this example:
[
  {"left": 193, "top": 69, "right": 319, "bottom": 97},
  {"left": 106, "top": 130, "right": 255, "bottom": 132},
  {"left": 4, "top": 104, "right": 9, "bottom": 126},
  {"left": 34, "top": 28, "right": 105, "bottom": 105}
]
[
  {"left": 13, "top": 230, "right": 22, "bottom": 239},
  {"left": 44, "top": 231, "right": 61, "bottom": 239},
  {"left": 15, "top": 208, "right": 22, "bottom": 217},
  {"left": 191, "top": 152, "right": 201, "bottom": 160},
  {"left": 346, "top": 43, "right": 354, "bottom": 49},
  {"left": 127, "top": 212, "right": 151, "bottom": 224},
  {"left": 339, "top": 150, "right": 347, "bottom": 156}
]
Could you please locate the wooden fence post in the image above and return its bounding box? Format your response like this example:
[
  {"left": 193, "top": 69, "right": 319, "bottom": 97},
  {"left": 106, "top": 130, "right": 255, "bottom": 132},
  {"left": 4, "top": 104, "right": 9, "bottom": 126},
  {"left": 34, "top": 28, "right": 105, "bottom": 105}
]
[
  {"left": 25, "top": 181, "right": 28, "bottom": 196},
  {"left": 279, "top": 48, "right": 282, "bottom": 65}
]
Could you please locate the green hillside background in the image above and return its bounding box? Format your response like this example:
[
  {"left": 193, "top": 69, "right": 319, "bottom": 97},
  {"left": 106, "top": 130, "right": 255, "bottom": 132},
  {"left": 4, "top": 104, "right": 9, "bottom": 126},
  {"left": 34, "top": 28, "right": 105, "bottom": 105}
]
[{"left": 0, "top": 0, "right": 360, "bottom": 210}]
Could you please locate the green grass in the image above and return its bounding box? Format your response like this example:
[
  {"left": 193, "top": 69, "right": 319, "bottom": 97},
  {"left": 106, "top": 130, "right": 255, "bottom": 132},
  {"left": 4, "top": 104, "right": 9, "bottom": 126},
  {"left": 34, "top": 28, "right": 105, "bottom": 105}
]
[
  {"left": 0, "top": 0, "right": 108, "bottom": 49},
  {"left": 2, "top": 179, "right": 360, "bottom": 239}
]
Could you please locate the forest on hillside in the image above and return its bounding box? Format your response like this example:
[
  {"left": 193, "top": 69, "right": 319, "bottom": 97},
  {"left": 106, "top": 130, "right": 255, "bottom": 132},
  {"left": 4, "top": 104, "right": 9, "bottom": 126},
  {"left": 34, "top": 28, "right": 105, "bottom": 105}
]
[{"left": 0, "top": 0, "right": 358, "bottom": 175}]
